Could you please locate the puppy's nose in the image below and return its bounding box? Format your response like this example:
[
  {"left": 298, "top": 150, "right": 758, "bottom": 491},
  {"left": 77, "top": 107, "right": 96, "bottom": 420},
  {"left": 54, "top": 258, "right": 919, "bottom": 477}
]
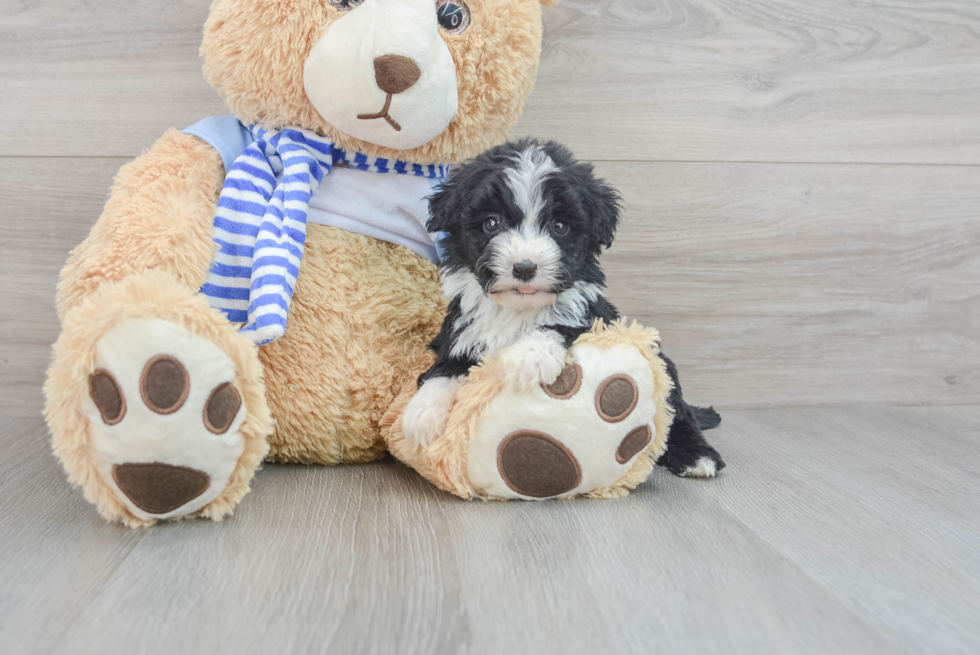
[
  {"left": 374, "top": 55, "right": 422, "bottom": 95},
  {"left": 513, "top": 260, "right": 538, "bottom": 282}
]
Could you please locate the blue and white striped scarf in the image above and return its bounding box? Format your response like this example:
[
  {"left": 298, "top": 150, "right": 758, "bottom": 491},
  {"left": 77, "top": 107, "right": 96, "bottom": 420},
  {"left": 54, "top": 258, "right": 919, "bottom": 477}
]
[{"left": 200, "top": 125, "right": 449, "bottom": 345}]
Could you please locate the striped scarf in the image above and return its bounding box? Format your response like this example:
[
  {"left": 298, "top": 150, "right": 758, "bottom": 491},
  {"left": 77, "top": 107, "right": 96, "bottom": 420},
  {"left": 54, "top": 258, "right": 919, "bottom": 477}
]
[{"left": 200, "top": 125, "right": 449, "bottom": 345}]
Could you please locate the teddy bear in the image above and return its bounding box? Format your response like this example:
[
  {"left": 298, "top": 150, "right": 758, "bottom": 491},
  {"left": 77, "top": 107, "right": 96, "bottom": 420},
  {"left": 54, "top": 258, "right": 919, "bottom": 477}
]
[{"left": 44, "top": 0, "right": 722, "bottom": 528}]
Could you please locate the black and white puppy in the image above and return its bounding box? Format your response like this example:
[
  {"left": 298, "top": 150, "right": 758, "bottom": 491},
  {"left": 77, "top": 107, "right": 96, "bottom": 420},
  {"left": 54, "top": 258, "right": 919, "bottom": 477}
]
[{"left": 403, "top": 140, "right": 725, "bottom": 478}]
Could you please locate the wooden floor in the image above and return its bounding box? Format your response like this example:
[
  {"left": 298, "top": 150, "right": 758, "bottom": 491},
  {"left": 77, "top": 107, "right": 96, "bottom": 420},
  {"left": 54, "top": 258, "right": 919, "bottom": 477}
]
[
  {"left": 1, "top": 0, "right": 979, "bottom": 653},
  {"left": 2, "top": 406, "right": 980, "bottom": 654}
]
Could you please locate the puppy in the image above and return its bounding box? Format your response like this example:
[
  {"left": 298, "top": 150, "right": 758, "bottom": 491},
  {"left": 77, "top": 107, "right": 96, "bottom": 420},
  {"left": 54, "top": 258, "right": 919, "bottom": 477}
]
[{"left": 402, "top": 140, "right": 725, "bottom": 478}]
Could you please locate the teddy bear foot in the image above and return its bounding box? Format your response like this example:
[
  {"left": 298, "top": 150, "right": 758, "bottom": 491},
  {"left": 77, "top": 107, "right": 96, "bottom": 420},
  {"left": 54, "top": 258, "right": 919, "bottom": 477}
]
[
  {"left": 47, "top": 270, "right": 273, "bottom": 526},
  {"left": 467, "top": 341, "right": 666, "bottom": 499},
  {"left": 383, "top": 321, "right": 678, "bottom": 502},
  {"left": 84, "top": 318, "right": 249, "bottom": 521}
]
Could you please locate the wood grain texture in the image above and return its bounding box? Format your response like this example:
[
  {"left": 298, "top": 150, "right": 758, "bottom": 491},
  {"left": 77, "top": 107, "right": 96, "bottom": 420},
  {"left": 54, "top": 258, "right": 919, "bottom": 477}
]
[
  {"left": 700, "top": 405, "right": 980, "bottom": 654},
  {"left": 2, "top": 0, "right": 980, "bottom": 163},
  {"left": 3, "top": 407, "right": 980, "bottom": 654},
  {"left": 594, "top": 160, "right": 980, "bottom": 408},
  {"left": 3, "top": 156, "right": 977, "bottom": 417},
  {"left": 0, "top": 419, "right": 146, "bottom": 654},
  {"left": 0, "top": 157, "right": 126, "bottom": 418},
  {"left": 518, "top": 0, "right": 980, "bottom": 164},
  {"left": 0, "top": 0, "right": 223, "bottom": 159}
]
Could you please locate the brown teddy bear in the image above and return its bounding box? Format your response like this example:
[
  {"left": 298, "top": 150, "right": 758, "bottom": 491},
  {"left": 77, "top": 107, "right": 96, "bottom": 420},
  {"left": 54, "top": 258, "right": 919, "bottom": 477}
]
[{"left": 44, "top": 0, "right": 719, "bottom": 528}]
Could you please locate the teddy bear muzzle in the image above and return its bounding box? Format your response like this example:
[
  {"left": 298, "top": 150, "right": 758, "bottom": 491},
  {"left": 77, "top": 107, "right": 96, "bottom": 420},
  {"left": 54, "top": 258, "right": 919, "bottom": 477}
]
[{"left": 304, "top": 0, "right": 459, "bottom": 150}]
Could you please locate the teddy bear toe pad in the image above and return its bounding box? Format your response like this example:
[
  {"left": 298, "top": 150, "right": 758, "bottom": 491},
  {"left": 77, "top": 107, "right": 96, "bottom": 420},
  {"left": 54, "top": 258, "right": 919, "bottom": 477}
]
[
  {"left": 84, "top": 318, "right": 247, "bottom": 521},
  {"left": 468, "top": 344, "right": 660, "bottom": 500},
  {"left": 617, "top": 426, "right": 653, "bottom": 464}
]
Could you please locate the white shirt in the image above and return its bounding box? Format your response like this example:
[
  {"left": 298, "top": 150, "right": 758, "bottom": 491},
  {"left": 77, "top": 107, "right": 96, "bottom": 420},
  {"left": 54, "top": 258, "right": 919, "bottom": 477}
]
[
  {"left": 307, "top": 167, "right": 440, "bottom": 262},
  {"left": 184, "top": 114, "right": 443, "bottom": 263}
]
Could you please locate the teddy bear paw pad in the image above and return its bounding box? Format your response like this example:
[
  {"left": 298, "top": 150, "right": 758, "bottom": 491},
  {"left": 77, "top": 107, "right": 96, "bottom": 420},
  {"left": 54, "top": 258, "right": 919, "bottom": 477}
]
[
  {"left": 83, "top": 318, "right": 247, "bottom": 521},
  {"left": 468, "top": 343, "right": 661, "bottom": 500},
  {"left": 497, "top": 430, "right": 582, "bottom": 498}
]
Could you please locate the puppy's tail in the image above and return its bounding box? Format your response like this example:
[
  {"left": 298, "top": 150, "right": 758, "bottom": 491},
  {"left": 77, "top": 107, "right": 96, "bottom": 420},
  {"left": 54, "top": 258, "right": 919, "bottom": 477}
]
[{"left": 692, "top": 406, "right": 722, "bottom": 431}]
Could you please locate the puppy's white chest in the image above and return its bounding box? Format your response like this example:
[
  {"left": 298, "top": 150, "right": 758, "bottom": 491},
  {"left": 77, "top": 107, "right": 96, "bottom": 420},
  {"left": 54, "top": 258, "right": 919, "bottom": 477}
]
[
  {"left": 443, "top": 269, "right": 602, "bottom": 361},
  {"left": 453, "top": 310, "right": 543, "bottom": 360}
]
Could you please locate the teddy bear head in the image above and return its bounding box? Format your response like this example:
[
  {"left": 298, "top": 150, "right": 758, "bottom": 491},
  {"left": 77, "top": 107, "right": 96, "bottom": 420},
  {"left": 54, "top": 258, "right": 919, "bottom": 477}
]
[{"left": 201, "top": 0, "right": 556, "bottom": 164}]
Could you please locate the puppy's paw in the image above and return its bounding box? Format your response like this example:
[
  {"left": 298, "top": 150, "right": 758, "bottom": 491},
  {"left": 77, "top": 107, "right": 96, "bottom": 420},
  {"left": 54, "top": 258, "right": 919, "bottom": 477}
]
[
  {"left": 402, "top": 377, "right": 465, "bottom": 450},
  {"left": 658, "top": 440, "right": 726, "bottom": 479},
  {"left": 679, "top": 457, "right": 719, "bottom": 478},
  {"left": 500, "top": 334, "right": 567, "bottom": 393}
]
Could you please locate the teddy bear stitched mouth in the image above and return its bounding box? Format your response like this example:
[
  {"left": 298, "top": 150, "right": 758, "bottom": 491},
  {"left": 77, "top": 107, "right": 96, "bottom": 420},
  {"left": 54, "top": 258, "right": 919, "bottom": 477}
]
[
  {"left": 357, "top": 93, "right": 402, "bottom": 132},
  {"left": 356, "top": 55, "right": 423, "bottom": 132}
]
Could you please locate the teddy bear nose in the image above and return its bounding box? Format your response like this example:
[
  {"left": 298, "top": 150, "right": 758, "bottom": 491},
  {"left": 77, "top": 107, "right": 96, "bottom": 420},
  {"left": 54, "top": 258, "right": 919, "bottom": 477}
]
[{"left": 373, "top": 54, "right": 422, "bottom": 95}]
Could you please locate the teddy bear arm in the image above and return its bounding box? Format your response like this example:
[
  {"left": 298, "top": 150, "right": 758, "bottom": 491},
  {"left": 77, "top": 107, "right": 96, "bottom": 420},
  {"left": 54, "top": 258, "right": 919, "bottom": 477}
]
[{"left": 57, "top": 130, "right": 225, "bottom": 320}]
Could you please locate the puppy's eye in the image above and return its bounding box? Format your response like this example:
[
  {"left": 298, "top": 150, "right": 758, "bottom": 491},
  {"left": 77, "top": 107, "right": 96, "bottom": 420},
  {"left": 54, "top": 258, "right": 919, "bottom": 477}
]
[
  {"left": 551, "top": 220, "right": 570, "bottom": 236},
  {"left": 482, "top": 216, "right": 502, "bottom": 235},
  {"left": 329, "top": 0, "right": 364, "bottom": 10},
  {"left": 437, "top": 0, "right": 471, "bottom": 34}
]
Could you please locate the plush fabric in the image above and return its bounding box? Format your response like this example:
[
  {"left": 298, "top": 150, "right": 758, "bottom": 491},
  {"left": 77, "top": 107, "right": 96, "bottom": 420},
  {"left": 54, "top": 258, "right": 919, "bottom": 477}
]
[
  {"left": 198, "top": 123, "right": 448, "bottom": 344},
  {"left": 201, "top": 0, "right": 547, "bottom": 163},
  {"left": 45, "top": 0, "right": 599, "bottom": 526},
  {"left": 84, "top": 318, "right": 251, "bottom": 523},
  {"left": 258, "top": 225, "right": 446, "bottom": 465},
  {"left": 45, "top": 270, "right": 273, "bottom": 528},
  {"left": 381, "top": 321, "right": 676, "bottom": 501},
  {"left": 56, "top": 131, "right": 225, "bottom": 320},
  {"left": 185, "top": 114, "right": 446, "bottom": 263},
  {"left": 303, "top": 0, "right": 460, "bottom": 150}
]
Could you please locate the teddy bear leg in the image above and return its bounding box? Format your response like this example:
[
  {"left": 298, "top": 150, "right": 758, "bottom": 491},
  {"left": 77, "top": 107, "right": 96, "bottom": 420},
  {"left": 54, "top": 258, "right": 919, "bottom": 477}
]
[
  {"left": 386, "top": 323, "right": 728, "bottom": 500},
  {"left": 45, "top": 130, "right": 272, "bottom": 526},
  {"left": 257, "top": 227, "right": 446, "bottom": 465},
  {"left": 46, "top": 271, "right": 273, "bottom": 527},
  {"left": 655, "top": 355, "right": 726, "bottom": 478}
]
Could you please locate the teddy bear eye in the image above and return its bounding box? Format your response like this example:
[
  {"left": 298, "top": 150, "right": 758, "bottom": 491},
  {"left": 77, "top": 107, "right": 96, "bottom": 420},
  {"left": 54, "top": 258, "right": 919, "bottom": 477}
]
[
  {"left": 329, "top": 0, "right": 364, "bottom": 11},
  {"left": 436, "top": 0, "right": 471, "bottom": 34}
]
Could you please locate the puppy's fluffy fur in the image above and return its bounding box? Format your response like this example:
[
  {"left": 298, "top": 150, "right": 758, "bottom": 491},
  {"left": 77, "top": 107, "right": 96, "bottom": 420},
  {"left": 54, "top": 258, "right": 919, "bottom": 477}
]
[{"left": 402, "top": 140, "right": 724, "bottom": 478}]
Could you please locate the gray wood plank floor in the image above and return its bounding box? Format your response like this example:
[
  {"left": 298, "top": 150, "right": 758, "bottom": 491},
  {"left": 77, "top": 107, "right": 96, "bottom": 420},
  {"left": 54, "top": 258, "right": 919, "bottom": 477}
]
[
  {"left": 2, "top": 406, "right": 979, "bottom": 655},
  {"left": 2, "top": 0, "right": 979, "bottom": 653}
]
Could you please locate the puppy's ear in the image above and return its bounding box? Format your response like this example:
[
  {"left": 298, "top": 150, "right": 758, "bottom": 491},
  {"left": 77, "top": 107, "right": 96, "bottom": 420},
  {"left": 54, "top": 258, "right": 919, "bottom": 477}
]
[
  {"left": 426, "top": 179, "right": 458, "bottom": 233},
  {"left": 589, "top": 177, "right": 622, "bottom": 249},
  {"left": 552, "top": 147, "right": 622, "bottom": 249}
]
